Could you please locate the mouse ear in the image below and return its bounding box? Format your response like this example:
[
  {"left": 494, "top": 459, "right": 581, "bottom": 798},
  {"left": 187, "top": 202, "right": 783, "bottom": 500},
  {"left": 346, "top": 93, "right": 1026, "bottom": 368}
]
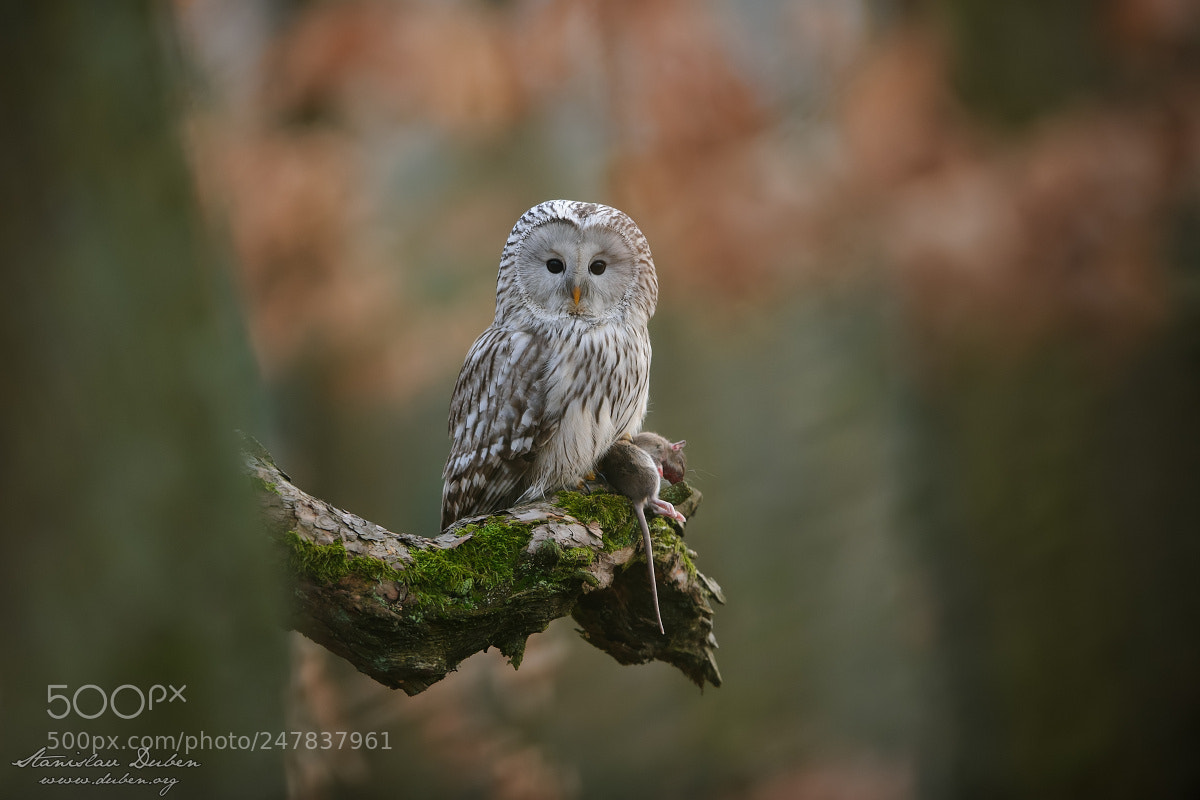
[{"left": 672, "top": 440, "right": 686, "bottom": 450}]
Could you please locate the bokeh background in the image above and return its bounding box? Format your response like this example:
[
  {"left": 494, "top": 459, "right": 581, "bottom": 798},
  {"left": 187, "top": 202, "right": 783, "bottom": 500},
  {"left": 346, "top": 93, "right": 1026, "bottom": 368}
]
[{"left": 4, "top": 1, "right": 1199, "bottom": 798}]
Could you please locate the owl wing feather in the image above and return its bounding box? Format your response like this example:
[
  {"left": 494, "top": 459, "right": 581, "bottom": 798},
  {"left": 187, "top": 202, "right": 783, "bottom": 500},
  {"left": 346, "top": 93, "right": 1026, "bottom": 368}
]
[{"left": 441, "top": 325, "right": 557, "bottom": 529}]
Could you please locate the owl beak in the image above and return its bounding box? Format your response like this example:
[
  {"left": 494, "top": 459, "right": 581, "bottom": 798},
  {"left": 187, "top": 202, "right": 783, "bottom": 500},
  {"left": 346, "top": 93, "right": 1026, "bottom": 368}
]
[{"left": 572, "top": 286, "right": 582, "bottom": 306}]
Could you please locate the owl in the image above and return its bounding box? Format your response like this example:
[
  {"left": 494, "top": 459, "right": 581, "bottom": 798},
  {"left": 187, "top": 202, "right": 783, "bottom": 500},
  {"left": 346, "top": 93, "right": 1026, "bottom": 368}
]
[{"left": 441, "top": 200, "right": 659, "bottom": 530}]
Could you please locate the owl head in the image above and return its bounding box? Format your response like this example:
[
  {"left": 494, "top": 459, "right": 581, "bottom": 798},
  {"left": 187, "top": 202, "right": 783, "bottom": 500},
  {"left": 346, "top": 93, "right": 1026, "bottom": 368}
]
[{"left": 494, "top": 200, "right": 658, "bottom": 325}]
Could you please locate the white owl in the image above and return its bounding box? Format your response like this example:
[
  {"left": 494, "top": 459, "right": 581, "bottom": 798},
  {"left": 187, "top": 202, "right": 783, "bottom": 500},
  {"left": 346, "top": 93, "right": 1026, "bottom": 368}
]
[{"left": 441, "top": 200, "right": 658, "bottom": 529}]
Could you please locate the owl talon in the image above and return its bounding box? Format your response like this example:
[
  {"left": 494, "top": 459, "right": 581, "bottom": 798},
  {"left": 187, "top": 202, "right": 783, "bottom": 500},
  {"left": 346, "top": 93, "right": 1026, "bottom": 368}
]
[{"left": 579, "top": 475, "right": 608, "bottom": 495}]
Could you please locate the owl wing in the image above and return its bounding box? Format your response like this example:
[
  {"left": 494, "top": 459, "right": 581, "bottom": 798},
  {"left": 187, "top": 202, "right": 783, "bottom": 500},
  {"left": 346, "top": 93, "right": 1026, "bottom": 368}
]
[{"left": 441, "top": 326, "right": 556, "bottom": 529}]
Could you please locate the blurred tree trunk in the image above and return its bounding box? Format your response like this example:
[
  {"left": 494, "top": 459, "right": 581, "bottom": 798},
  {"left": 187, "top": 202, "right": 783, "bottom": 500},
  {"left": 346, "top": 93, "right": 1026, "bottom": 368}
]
[
  {"left": 905, "top": 3, "right": 1200, "bottom": 797},
  {"left": 905, "top": 331, "right": 1200, "bottom": 799},
  {"left": 0, "top": 5, "right": 286, "bottom": 797}
]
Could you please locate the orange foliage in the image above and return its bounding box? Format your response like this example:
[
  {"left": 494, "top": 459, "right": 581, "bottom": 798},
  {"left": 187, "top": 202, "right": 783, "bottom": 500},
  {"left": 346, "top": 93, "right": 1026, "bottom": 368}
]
[
  {"left": 179, "top": 0, "right": 1200, "bottom": 393},
  {"left": 842, "top": 28, "right": 1197, "bottom": 356}
]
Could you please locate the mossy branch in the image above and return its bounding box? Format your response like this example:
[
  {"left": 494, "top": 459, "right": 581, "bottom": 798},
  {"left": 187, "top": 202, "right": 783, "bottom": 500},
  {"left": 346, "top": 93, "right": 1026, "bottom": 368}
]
[{"left": 241, "top": 436, "right": 723, "bottom": 696}]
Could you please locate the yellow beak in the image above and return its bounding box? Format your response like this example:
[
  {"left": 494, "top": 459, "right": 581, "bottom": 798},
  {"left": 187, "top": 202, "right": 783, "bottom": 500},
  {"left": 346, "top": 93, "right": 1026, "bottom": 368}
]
[{"left": 572, "top": 286, "right": 582, "bottom": 306}]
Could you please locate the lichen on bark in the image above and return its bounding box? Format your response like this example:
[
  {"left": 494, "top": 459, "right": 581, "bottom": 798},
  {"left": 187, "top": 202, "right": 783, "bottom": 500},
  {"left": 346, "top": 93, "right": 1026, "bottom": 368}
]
[{"left": 243, "top": 434, "right": 723, "bottom": 695}]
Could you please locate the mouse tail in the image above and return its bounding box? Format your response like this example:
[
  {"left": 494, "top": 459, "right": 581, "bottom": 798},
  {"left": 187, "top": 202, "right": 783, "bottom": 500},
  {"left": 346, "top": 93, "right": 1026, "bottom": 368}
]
[{"left": 637, "top": 509, "right": 665, "bottom": 634}]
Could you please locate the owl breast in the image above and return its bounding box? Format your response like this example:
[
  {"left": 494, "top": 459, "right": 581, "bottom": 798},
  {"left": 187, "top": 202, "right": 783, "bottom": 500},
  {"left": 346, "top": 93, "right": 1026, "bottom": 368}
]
[{"left": 520, "top": 318, "right": 651, "bottom": 501}]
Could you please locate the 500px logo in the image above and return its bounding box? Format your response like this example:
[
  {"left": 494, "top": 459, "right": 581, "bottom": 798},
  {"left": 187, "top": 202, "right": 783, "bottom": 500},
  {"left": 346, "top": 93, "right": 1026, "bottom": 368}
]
[{"left": 47, "top": 684, "right": 186, "bottom": 720}]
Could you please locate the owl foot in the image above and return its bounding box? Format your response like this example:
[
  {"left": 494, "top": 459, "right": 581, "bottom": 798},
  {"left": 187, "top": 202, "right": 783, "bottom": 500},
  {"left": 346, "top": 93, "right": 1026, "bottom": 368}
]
[{"left": 578, "top": 475, "right": 609, "bottom": 495}]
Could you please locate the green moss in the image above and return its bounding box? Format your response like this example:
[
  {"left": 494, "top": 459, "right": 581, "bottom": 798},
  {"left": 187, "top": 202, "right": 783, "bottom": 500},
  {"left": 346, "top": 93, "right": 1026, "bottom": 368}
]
[
  {"left": 554, "top": 490, "right": 640, "bottom": 551},
  {"left": 285, "top": 530, "right": 349, "bottom": 583},
  {"left": 284, "top": 530, "right": 403, "bottom": 586},
  {"left": 348, "top": 554, "right": 403, "bottom": 584},
  {"left": 660, "top": 522, "right": 699, "bottom": 582},
  {"left": 399, "top": 518, "right": 597, "bottom": 613},
  {"left": 555, "top": 490, "right": 630, "bottom": 531},
  {"left": 282, "top": 499, "right": 672, "bottom": 619},
  {"left": 401, "top": 520, "right": 531, "bottom": 612},
  {"left": 251, "top": 475, "right": 278, "bottom": 495},
  {"left": 284, "top": 521, "right": 536, "bottom": 614},
  {"left": 659, "top": 481, "right": 693, "bottom": 507},
  {"left": 561, "top": 546, "right": 595, "bottom": 567},
  {"left": 556, "top": 488, "right": 697, "bottom": 584}
]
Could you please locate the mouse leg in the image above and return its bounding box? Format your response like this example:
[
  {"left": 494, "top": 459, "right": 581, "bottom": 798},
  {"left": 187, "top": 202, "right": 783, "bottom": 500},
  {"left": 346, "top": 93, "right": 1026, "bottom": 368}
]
[{"left": 649, "top": 497, "right": 686, "bottom": 523}]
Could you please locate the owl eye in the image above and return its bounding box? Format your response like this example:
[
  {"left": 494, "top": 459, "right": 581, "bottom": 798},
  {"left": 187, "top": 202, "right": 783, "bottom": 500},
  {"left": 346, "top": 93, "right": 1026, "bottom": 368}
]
[
  {"left": 546, "top": 258, "right": 565, "bottom": 274},
  {"left": 589, "top": 259, "right": 607, "bottom": 275}
]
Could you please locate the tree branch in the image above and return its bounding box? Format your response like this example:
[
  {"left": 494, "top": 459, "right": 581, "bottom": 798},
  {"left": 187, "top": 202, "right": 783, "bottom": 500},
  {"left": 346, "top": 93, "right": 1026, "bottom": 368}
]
[{"left": 241, "top": 436, "right": 724, "bottom": 696}]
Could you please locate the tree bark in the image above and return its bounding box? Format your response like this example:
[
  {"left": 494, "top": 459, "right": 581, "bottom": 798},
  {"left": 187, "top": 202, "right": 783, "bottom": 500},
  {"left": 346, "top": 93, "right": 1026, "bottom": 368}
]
[{"left": 241, "top": 435, "right": 723, "bottom": 696}]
